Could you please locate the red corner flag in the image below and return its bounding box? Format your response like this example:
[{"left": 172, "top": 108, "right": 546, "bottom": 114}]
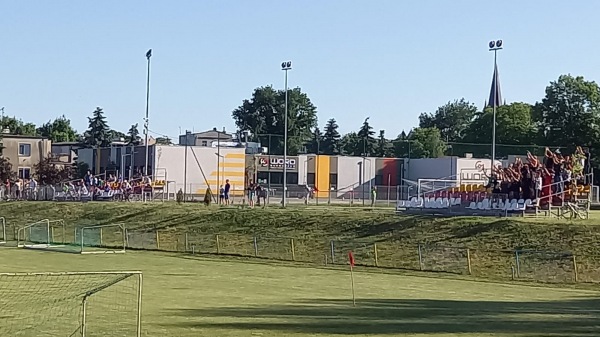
[{"left": 348, "top": 251, "right": 356, "bottom": 306}]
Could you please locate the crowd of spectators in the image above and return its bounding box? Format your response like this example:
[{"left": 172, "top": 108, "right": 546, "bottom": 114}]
[
  {"left": 485, "top": 146, "right": 590, "bottom": 205},
  {"left": 1, "top": 170, "right": 165, "bottom": 202}
]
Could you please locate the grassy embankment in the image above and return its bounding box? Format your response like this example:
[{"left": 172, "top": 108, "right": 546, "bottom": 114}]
[{"left": 2, "top": 202, "right": 600, "bottom": 282}]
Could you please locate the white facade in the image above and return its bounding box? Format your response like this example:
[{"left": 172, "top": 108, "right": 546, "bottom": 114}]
[
  {"left": 154, "top": 145, "right": 246, "bottom": 195},
  {"left": 405, "top": 157, "right": 502, "bottom": 185},
  {"left": 336, "top": 156, "right": 377, "bottom": 194}
]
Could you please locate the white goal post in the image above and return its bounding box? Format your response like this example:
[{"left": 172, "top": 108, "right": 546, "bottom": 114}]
[
  {"left": 17, "top": 220, "right": 126, "bottom": 254},
  {"left": 0, "top": 271, "right": 142, "bottom": 337},
  {"left": 0, "top": 217, "right": 6, "bottom": 244},
  {"left": 75, "top": 224, "right": 127, "bottom": 254},
  {"left": 17, "top": 219, "right": 66, "bottom": 249}
]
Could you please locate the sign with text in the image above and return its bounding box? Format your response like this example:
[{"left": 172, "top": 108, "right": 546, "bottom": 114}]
[{"left": 258, "top": 157, "right": 296, "bottom": 170}]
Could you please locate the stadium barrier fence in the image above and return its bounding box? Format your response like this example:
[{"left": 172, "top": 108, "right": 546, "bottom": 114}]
[{"left": 3, "top": 224, "right": 599, "bottom": 284}]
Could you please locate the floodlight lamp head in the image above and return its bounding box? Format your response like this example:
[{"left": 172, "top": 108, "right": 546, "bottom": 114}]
[
  {"left": 489, "top": 41, "right": 495, "bottom": 49},
  {"left": 496, "top": 40, "right": 503, "bottom": 48}
]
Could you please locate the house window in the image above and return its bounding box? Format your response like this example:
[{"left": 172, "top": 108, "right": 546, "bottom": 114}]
[
  {"left": 18, "top": 168, "right": 31, "bottom": 179},
  {"left": 201, "top": 141, "right": 208, "bottom": 146},
  {"left": 19, "top": 143, "right": 31, "bottom": 157}
]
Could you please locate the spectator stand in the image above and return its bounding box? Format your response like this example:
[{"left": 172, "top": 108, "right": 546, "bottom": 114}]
[{"left": 396, "top": 174, "right": 592, "bottom": 219}]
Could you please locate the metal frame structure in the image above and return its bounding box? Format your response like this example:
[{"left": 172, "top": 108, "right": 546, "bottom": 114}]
[
  {"left": 0, "top": 271, "right": 142, "bottom": 337},
  {"left": 78, "top": 224, "right": 127, "bottom": 255}
]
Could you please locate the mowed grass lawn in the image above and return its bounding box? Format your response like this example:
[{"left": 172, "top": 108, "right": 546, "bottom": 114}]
[{"left": 1, "top": 248, "right": 599, "bottom": 337}]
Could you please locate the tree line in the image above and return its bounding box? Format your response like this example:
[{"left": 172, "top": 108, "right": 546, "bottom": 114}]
[
  {"left": 232, "top": 75, "right": 600, "bottom": 167},
  {"left": 1, "top": 73, "right": 600, "bottom": 184},
  {"left": 0, "top": 107, "right": 173, "bottom": 184}
]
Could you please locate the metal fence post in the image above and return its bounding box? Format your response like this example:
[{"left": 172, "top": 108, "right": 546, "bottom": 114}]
[
  {"left": 572, "top": 255, "right": 579, "bottom": 283},
  {"left": 418, "top": 244, "right": 424, "bottom": 271},
  {"left": 330, "top": 240, "right": 335, "bottom": 264},
  {"left": 373, "top": 243, "right": 379, "bottom": 267},
  {"left": 184, "top": 233, "right": 189, "bottom": 252},
  {"left": 156, "top": 230, "right": 160, "bottom": 250},
  {"left": 125, "top": 229, "right": 129, "bottom": 248},
  {"left": 253, "top": 237, "right": 259, "bottom": 257},
  {"left": 515, "top": 250, "right": 521, "bottom": 278},
  {"left": 466, "top": 248, "right": 472, "bottom": 275},
  {"left": 215, "top": 234, "right": 220, "bottom": 254},
  {"left": 290, "top": 238, "right": 295, "bottom": 261},
  {"left": 99, "top": 227, "right": 103, "bottom": 246}
]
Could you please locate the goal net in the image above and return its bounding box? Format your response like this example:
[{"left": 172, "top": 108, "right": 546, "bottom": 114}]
[
  {"left": 0, "top": 271, "right": 142, "bottom": 337},
  {"left": 0, "top": 217, "right": 6, "bottom": 244},
  {"left": 75, "top": 224, "right": 126, "bottom": 254},
  {"left": 17, "top": 219, "right": 67, "bottom": 250},
  {"left": 17, "top": 220, "right": 126, "bottom": 254}
]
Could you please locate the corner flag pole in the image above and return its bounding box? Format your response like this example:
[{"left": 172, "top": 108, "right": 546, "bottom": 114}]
[{"left": 348, "top": 251, "right": 356, "bottom": 307}]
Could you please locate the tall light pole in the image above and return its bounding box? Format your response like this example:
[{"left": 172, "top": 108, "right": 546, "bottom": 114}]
[
  {"left": 281, "top": 61, "right": 292, "bottom": 207},
  {"left": 144, "top": 49, "right": 152, "bottom": 177},
  {"left": 488, "top": 40, "right": 502, "bottom": 173}
]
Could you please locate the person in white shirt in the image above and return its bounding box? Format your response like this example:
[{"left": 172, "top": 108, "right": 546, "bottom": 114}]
[{"left": 535, "top": 172, "right": 543, "bottom": 200}]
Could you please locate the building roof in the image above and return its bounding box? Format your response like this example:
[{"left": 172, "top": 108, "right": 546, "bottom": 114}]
[
  {"left": 188, "top": 128, "right": 232, "bottom": 139},
  {"left": 0, "top": 134, "right": 46, "bottom": 140}
]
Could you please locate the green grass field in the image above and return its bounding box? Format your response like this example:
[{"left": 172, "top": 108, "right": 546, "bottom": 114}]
[{"left": 1, "top": 248, "right": 599, "bottom": 337}]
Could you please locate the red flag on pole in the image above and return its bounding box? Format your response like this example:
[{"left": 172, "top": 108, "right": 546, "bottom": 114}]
[{"left": 348, "top": 251, "right": 355, "bottom": 267}]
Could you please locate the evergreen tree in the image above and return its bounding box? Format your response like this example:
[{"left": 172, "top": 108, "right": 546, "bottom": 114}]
[
  {"left": 357, "top": 117, "right": 376, "bottom": 155},
  {"left": 321, "top": 118, "right": 341, "bottom": 155},
  {"left": 84, "top": 107, "right": 111, "bottom": 147},
  {"left": 127, "top": 123, "right": 141, "bottom": 145},
  {"left": 306, "top": 127, "right": 322, "bottom": 154},
  {"left": 374, "top": 130, "right": 392, "bottom": 157}
]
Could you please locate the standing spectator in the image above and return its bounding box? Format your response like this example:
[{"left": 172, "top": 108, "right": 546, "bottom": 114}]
[
  {"left": 255, "top": 183, "right": 263, "bottom": 207},
  {"left": 246, "top": 182, "right": 255, "bottom": 208},
  {"left": 535, "top": 171, "right": 543, "bottom": 200},
  {"left": 371, "top": 186, "right": 377, "bottom": 207},
  {"left": 224, "top": 179, "right": 231, "bottom": 205},
  {"left": 15, "top": 179, "right": 22, "bottom": 200},
  {"left": 219, "top": 185, "right": 225, "bottom": 205}
]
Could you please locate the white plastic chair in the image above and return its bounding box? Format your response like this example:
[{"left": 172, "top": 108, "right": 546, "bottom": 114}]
[
  {"left": 476, "top": 202, "right": 484, "bottom": 210},
  {"left": 467, "top": 202, "right": 477, "bottom": 209},
  {"left": 454, "top": 198, "right": 462, "bottom": 206},
  {"left": 481, "top": 199, "right": 490, "bottom": 210}
]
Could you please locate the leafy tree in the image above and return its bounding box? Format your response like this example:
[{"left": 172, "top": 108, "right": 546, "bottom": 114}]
[
  {"left": 374, "top": 130, "right": 393, "bottom": 157},
  {"left": 33, "top": 158, "right": 75, "bottom": 184},
  {"left": 534, "top": 75, "right": 600, "bottom": 148},
  {"left": 321, "top": 118, "right": 341, "bottom": 155},
  {"left": 36, "top": 115, "right": 79, "bottom": 143},
  {"left": 0, "top": 116, "right": 37, "bottom": 136},
  {"left": 357, "top": 117, "right": 376, "bottom": 155},
  {"left": 231, "top": 86, "right": 318, "bottom": 155},
  {"left": 108, "top": 130, "right": 127, "bottom": 142},
  {"left": 462, "top": 103, "right": 537, "bottom": 157},
  {"left": 0, "top": 157, "right": 16, "bottom": 182},
  {"left": 407, "top": 127, "right": 446, "bottom": 159},
  {"left": 419, "top": 99, "right": 477, "bottom": 141},
  {"left": 76, "top": 161, "right": 90, "bottom": 179},
  {"left": 85, "top": 107, "right": 111, "bottom": 147},
  {"left": 126, "top": 124, "right": 141, "bottom": 145},
  {"left": 155, "top": 137, "right": 173, "bottom": 145}
]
